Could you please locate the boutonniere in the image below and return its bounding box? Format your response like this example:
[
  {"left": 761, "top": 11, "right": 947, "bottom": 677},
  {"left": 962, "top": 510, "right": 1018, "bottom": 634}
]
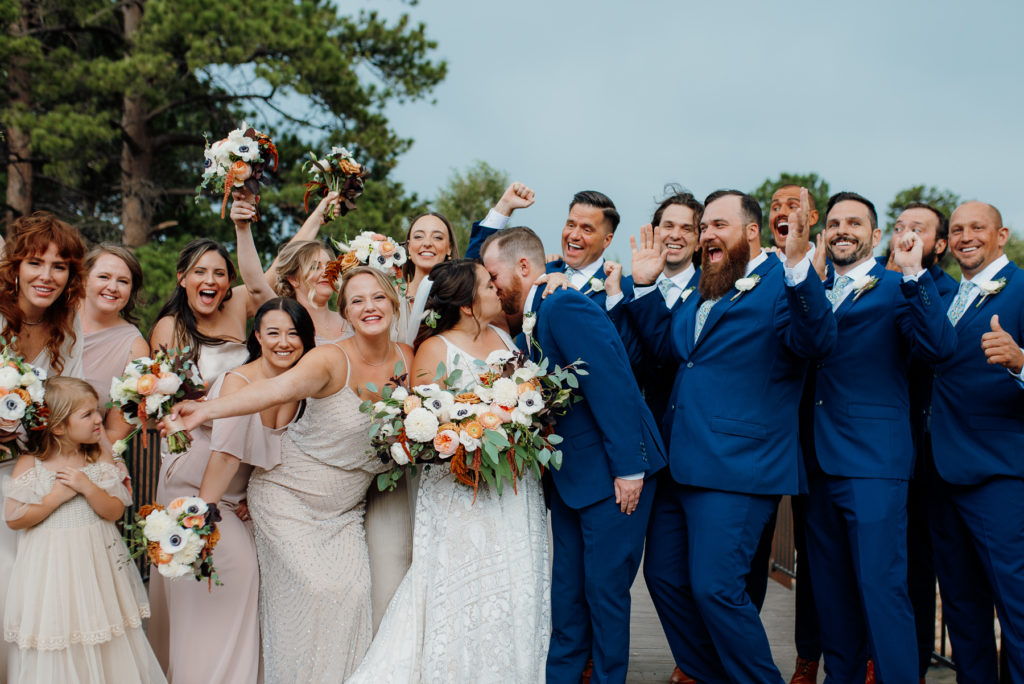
[
  {"left": 679, "top": 286, "right": 695, "bottom": 303},
  {"left": 730, "top": 275, "right": 761, "bottom": 301},
  {"left": 586, "top": 277, "right": 605, "bottom": 293},
  {"left": 522, "top": 311, "right": 537, "bottom": 337},
  {"left": 974, "top": 277, "right": 1007, "bottom": 307},
  {"left": 851, "top": 275, "right": 879, "bottom": 301}
]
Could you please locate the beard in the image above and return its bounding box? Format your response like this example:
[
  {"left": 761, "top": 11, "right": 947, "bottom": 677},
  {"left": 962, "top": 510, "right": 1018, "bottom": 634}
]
[
  {"left": 828, "top": 237, "right": 873, "bottom": 267},
  {"left": 497, "top": 275, "right": 524, "bottom": 318},
  {"left": 698, "top": 238, "right": 750, "bottom": 301}
]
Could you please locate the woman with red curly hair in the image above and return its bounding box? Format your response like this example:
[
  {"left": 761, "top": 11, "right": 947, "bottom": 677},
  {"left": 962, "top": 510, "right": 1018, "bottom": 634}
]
[
  {"left": 0, "top": 212, "right": 86, "bottom": 379},
  {"left": 0, "top": 211, "right": 87, "bottom": 677}
]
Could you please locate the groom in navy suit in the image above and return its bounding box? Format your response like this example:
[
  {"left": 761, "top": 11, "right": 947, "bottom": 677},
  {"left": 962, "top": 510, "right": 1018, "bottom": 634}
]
[
  {"left": 627, "top": 189, "right": 836, "bottom": 683},
  {"left": 928, "top": 201, "right": 1024, "bottom": 682},
  {"left": 479, "top": 226, "right": 666, "bottom": 684},
  {"left": 466, "top": 184, "right": 619, "bottom": 310}
]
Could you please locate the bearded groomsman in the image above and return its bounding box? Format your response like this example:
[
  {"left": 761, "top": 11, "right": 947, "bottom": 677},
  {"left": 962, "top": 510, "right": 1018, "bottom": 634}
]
[
  {"left": 884, "top": 202, "right": 958, "bottom": 681},
  {"left": 928, "top": 201, "right": 1024, "bottom": 683},
  {"left": 800, "top": 192, "right": 955, "bottom": 683},
  {"left": 628, "top": 189, "right": 836, "bottom": 683},
  {"left": 466, "top": 183, "right": 620, "bottom": 308}
]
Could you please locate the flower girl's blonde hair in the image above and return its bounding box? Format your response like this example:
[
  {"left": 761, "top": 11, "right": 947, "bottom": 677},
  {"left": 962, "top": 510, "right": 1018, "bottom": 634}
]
[{"left": 33, "top": 377, "right": 101, "bottom": 463}]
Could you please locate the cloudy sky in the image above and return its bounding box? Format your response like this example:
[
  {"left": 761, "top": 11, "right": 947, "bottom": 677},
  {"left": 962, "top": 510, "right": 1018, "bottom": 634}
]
[{"left": 378, "top": 0, "right": 1023, "bottom": 258}]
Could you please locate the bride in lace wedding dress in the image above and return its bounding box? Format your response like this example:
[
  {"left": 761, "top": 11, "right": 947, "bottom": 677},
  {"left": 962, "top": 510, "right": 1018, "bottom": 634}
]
[{"left": 348, "top": 259, "right": 550, "bottom": 684}]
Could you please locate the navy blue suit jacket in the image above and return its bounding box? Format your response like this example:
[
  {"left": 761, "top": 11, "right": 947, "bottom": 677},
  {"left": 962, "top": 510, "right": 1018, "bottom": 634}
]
[
  {"left": 529, "top": 286, "right": 666, "bottom": 509},
  {"left": 801, "top": 262, "right": 956, "bottom": 480},
  {"left": 627, "top": 256, "right": 836, "bottom": 495},
  {"left": 930, "top": 260, "right": 1024, "bottom": 485},
  {"left": 610, "top": 270, "right": 700, "bottom": 439}
]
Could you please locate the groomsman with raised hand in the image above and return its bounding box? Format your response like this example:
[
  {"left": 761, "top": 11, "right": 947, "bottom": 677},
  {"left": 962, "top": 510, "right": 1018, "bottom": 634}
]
[
  {"left": 800, "top": 192, "right": 955, "bottom": 683},
  {"left": 479, "top": 226, "right": 666, "bottom": 684},
  {"left": 466, "top": 183, "right": 620, "bottom": 309},
  {"left": 628, "top": 189, "right": 836, "bottom": 683},
  {"left": 884, "top": 202, "right": 958, "bottom": 682},
  {"left": 928, "top": 201, "right": 1024, "bottom": 683}
]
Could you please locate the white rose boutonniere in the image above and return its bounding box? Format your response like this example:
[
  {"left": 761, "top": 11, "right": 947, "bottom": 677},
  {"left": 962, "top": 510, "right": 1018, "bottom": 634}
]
[
  {"left": 730, "top": 275, "right": 761, "bottom": 301},
  {"left": 974, "top": 277, "right": 1007, "bottom": 307},
  {"left": 587, "top": 277, "right": 605, "bottom": 293},
  {"left": 851, "top": 275, "right": 879, "bottom": 302},
  {"left": 679, "top": 286, "right": 696, "bottom": 303},
  {"left": 522, "top": 311, "right": 537, "bottom": 337}
]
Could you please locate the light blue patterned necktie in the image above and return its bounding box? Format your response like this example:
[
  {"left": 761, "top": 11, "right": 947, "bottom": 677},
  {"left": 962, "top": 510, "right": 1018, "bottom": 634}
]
[
  {"left": 947, "top": 279, "right": 976, "bottom": 325},
  {"left": 826, "top": 274, "right": 853, "bottom": 310},
  {"left": 657, "top": 278, "right": 678, "bottom": 302},
  {"left": 694, "top": 298, "right": 717, "bottom": 341}
]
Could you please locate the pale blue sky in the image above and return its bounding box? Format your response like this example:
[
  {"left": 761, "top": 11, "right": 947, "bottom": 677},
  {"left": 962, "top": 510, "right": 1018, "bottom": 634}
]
[{"left": 372, "top": 0, "right": 1023, "bottom": 257}]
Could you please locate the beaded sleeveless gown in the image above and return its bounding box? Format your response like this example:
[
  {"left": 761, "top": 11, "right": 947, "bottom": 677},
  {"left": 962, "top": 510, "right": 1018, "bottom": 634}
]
[
  {"left": 247, "top": 346, "right": 391, "bottom": 683},
  {"left": 347, "top": 327, "right": 551, "bottom": 684}
]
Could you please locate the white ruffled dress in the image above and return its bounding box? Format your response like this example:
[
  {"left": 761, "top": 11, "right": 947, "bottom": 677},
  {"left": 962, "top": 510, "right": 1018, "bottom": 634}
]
[{"left": 3, "top": 460, "right": 165, "bottom": 683}]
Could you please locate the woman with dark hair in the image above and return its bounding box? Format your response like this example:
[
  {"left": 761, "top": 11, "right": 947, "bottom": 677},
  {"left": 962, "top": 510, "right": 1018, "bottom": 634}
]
[
  {"left": 147, "top": 298, "right": 315, "bottom": 683},
  {"left": 80, "top": 244, "right": 150, "bottom": 443},
  {"left": 0, "top": 211, "right": 87, "bottom": 677},
  {"left": 349, "top": 258, "right": 550, "bottom": 683},
  {"left": 397, "top": 212, "right": 458, "bottom": 345},
  {"left": 169, "top": 267, "right": 412, "bottom": 681},
  {"left": 148, "top": 212, "right": 276, "bottom": 386}
]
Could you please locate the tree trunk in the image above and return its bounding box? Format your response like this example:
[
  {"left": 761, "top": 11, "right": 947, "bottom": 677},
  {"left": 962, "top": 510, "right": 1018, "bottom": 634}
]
[
  {"left": 5, "top": 12, "right": 32, "bottom": 229},
  {"left": 120, "top": 0, "right": 152, "bottom": 247}
]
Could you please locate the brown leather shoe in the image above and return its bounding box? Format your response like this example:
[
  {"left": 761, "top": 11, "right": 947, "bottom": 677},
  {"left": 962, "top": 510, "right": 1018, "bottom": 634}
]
[
  {"left": 669, "top": 666, "right": 697, "bottom": 683},
  {"left": 789, "top": 656, "right": 819, "bottom": 684},
  {"left": 580, "top": 657, "right": 593, "bottom": 684}
]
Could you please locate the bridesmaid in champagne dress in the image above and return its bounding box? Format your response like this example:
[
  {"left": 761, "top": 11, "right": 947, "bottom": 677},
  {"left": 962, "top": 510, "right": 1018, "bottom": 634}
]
[
  {"left": 147, "top": 299, "right": 315, "bottom": 683},
  {"left": 80, "top": 245, "right": 149, "bottom": 443},
  {"left": 169, "top": 267, "right": 412, "bottom": 682}
]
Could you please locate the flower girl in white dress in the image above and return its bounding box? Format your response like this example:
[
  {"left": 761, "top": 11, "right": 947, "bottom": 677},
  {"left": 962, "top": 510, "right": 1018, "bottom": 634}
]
[{"left": 3, "top": 378, "right": 164, "bottom": 683}]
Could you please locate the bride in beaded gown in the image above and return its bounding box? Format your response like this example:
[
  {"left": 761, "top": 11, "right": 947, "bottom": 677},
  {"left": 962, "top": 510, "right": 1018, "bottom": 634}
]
[
  {"left": 348, "top": 260, "right": 550, "bottom": 684},
  {"left": 169, "top": 267, "right": 413, "bottom": 682}
]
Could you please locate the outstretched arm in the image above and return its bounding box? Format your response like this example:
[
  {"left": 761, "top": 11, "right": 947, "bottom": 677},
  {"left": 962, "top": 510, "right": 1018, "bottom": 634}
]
[
  {"left": 229, "top": 196, "right": 277, "bottom": 316},
  {"left": 465, "top": 182, "right": 535, "bottom": 260}
]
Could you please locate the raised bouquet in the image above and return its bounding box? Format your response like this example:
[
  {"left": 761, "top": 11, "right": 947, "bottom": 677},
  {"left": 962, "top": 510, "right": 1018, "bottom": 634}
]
[
  {"left": 0, "top": 342, "right": 48, "bottom": 461},
  {"left": 323, "top": 231, "right": 407, "bottom": 295},
  {"left": 302, "top": 146, "right": 370, "bottom": 220},
  {"left": 361, "top": 348, "right": 585, "bottom": 497},
  {"left": 125, "top": 496, "right": 221, "bottom": 586},
  {"left": 197, "top": 123, "right": 279, "bottom": 218},
  {"left": 108, "top": 348, "right": 205, "bottom": 455}
]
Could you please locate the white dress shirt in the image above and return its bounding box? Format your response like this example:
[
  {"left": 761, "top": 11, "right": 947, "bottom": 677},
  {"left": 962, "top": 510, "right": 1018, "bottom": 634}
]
[{"left": 952, "top": 254, "right": 1024, "bottom": 385}]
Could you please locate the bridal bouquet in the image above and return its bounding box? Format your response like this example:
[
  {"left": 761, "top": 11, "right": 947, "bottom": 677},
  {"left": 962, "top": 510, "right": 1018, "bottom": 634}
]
[
  {"left": 361, "top": 349, "right": 585, "bottom": 497},
  {"left": 109, "top": 348, "right": 205, "bottom": 454},
  {"left": 125, "top": 496, "right": 222, "bottom": 586},
  {"left": 197, "top": 123, "right": 279, "bottom": 218},
  {"left": 323, "top": 231, "right": 408, "bottom": 294},
  {"left": 0, "top": 342, "right": 48, "bottom": 461},
  {"left": 302, "top": 146, "right": 370, "bottom": 220}
]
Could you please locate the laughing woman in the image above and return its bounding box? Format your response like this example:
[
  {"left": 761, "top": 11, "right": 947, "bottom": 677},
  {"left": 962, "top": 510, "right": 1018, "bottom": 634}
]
[
  {"left": 0, "top": 212, "right": 87, "bottom": 677},
  {"left": 80, "top": 245, "right": 150, "bottom": 443},
  {"left": 397, "top": 213, "right": 458, "bottom": 345},
  {"left": 168, "top": 267, "right": 411, "bottom": 682},
  {"left": 147, "top": 298, "right": 315, "bottom": 683}
]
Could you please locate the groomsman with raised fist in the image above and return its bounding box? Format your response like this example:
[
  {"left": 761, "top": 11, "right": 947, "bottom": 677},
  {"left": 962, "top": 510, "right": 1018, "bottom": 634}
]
[
  {"left": 928, "top": 201, "right": 1024, "bottom": 683},
  {"left": 628, "top": 189, "right": 835, "bottom": 683},
  {"left": 466, "top": 183, "right": 620, "bottom": 309},
  {"left": 800, "top": 192, "right": 955, "bottom": 683}
]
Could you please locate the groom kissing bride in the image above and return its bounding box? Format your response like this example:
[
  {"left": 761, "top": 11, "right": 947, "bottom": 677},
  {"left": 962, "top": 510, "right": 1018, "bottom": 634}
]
[{"left": 480, "top": 226, "right": 666, "bottom": 683}]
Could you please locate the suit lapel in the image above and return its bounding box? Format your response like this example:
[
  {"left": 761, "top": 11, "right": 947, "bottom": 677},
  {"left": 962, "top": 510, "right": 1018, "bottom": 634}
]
[
  {"left": 578, "top": 268, "right": 607, "bottom": 297},
  {"left": 834, "top": 261, "right": 885, "bottom": 323},
  {"left": 692, "top": 258, "right": 776, "bottom": 352},
  {"left": 957, "top": 261, "right": 1018, "bottom": 329}
]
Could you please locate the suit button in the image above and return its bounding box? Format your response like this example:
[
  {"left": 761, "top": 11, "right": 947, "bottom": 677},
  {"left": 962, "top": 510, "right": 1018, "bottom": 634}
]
[
  {"left": 815, "top": 400, "right": 823, "bottom": 406},
  {"left": 686, "top": 362, "right": 694, "bottom": 368}
]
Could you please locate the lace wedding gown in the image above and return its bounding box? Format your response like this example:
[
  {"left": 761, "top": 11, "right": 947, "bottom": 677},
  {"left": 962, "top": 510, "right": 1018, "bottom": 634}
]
[{"left": 347, "top": 327, "right": 550, "bottom": 684}]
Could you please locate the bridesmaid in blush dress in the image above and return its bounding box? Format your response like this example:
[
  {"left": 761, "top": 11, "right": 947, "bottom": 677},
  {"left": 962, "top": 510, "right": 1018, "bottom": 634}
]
[
  {"left": 147, "top": 298, "right": 315, "bottom": 683},
  {"left": 168, "top": 267, "right": 412, "bottom": 682}
]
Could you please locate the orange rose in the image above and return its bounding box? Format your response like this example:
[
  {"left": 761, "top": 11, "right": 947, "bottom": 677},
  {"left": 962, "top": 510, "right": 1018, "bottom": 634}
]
[
  {"left": 340, "top": 251, "right": 360, "bottom": 271},
  {"left": 438, "top": 422, "right": 457, "bottom": 434},
  {"left": 378, "top": 240, "right": 396, "bottom": 257},
  {"left": 463, "top": 420, "right": 484, "bottom": 439},
  {"left": 183, "top": 515, "right": 205, "bottom": 529},
  {"left": 489, "top": 403, "right": 512, "bottom": 423},
  {"left": 454, "top": 392, "right": 482, "bottom": 405},
  {"left": 433, "top": 429, "right": 459, "bottom": 457},
  {"left": 137, "top": 373, "right": 159, "bottom": 396},
  {"left": 478, "top": 412, "right": 502, "bottom": 430},
  {"left": 403, "top": 395, "right": 422, "bottom": 414},
  {"left": 230, "top": 160, "right": 252, "bottom": 182},
  {"left": 204, "top": 526, "right": 221, "bottom": 552},
  {"left": 517, "top": 380, "right": 538, "bottom": 395}
]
